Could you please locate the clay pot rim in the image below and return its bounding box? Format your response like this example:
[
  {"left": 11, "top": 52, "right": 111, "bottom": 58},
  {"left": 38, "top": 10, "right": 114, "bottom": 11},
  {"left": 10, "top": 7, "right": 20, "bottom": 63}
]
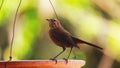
[
  {"left": 0, "top": 59, "right": 85, "bottom": 62},
  {"left": 0, "top": 60, "right": 86, "bottom": 68}
]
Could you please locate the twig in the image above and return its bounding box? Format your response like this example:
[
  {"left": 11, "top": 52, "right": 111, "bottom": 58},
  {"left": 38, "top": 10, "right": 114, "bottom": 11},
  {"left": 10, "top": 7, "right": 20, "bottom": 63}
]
[
  {"left": 0, "top": 0, "right": 5, "bottom": 11},
  {"left": 9, "top": 0, "right": 22, "bottom": 61},
  {"left": 49, "top": 0, "right": 59, "bottom": 19}
]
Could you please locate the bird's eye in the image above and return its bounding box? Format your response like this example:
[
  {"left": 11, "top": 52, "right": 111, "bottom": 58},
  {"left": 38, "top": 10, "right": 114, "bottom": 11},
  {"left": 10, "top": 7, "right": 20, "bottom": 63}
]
[{"left": 53, "top": 19, "right": 56, "bottom": 22}]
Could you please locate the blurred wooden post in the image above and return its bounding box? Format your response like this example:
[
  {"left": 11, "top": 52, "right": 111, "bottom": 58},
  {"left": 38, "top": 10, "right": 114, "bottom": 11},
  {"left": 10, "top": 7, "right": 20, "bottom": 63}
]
[{"left": 0, "top": 60, "right": 85, "bottom": 68}]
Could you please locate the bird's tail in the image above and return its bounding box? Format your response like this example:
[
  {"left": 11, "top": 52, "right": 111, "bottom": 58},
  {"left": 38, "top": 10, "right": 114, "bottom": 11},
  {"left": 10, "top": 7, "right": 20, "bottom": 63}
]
[{"left": 72, "top": 37, "right": 103, "bottom": 50}]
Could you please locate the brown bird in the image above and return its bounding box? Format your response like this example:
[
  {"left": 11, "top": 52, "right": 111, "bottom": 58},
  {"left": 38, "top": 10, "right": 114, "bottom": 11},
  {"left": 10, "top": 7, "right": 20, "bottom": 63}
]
[{"left": 46, "top": 18, "right": 103, "bottom": 62}]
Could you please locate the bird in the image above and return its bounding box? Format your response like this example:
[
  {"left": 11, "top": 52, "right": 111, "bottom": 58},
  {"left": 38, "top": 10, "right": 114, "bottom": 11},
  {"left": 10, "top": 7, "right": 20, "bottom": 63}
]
[{"left": 46, "top": 18, "right": 103, "bottom": 63}]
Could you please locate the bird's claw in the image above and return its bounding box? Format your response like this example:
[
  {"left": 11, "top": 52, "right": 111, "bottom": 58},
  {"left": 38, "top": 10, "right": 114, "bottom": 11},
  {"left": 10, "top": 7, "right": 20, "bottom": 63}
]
[
  {"left": 50, "top": 58, "right": 57, "bottom": 64},
  {"left": 63, "top": 58, "right": 68, "bottom": 64}
]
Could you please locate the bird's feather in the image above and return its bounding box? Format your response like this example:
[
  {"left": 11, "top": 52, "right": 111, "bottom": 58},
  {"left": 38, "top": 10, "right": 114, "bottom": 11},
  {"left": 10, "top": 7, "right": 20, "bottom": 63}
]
[
  {"left": 72, "top": 36, "right": 103, "bottom": 49},
  {"left": 49, "top": 28, "right": 79, "bottom": 48}
]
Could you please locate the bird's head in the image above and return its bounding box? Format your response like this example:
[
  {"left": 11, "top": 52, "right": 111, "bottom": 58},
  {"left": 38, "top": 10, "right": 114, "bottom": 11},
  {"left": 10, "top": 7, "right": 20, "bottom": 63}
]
[{"left": 46, "top": 18, "right": 61, "bottom": 29}]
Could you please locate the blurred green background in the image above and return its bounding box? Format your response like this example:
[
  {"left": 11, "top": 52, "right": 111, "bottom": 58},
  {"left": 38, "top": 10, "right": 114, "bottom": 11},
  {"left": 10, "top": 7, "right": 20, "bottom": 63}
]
[{"left": 0, "top": 0, "right": 120, "bottom": 68}]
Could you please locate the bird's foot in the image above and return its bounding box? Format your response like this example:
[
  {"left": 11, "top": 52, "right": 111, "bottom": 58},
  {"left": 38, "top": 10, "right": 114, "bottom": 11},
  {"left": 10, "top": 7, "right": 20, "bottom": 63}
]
[
  {"left": 50, "top": 58, "right": 57, "bottom": 64},
  {"left": 63, "top": 58, "right": 68, "bottom": 64}
]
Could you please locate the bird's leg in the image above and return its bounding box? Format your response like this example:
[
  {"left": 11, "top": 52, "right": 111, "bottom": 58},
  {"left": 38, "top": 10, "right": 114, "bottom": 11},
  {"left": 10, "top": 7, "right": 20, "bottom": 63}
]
[
  {"left": 50, "top": 47, "right": 66, "bottom": 63},
  {"left": 63, "top": 47, "right": 73, "bottom": 64}
]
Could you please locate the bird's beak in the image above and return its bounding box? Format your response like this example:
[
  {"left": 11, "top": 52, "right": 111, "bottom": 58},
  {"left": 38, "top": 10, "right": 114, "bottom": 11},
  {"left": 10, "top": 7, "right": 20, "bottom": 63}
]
[
  {"left": 46, "top": 19, "right": 50, "bottom": 21},
  {"left": 46, "top": 19, "right": 53, "bottom": 23}
]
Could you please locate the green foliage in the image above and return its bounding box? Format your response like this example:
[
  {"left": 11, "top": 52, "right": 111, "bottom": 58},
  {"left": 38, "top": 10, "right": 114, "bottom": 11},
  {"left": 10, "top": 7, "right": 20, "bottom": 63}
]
[{"left": 0, "top": 0, "right": 120, "bottom": 68}]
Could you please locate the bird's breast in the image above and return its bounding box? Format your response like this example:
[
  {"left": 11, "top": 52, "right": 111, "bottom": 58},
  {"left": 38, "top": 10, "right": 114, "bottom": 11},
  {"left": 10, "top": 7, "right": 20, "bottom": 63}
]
[{"left": 49, "top": 28, "right": 64, "bottom": 47}]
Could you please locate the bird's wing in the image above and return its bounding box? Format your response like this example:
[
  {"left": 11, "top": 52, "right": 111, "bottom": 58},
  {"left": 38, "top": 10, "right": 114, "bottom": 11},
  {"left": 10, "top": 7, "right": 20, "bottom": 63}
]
[{"left": 49, "top": 28, "right": 79, "bottom": 48}]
